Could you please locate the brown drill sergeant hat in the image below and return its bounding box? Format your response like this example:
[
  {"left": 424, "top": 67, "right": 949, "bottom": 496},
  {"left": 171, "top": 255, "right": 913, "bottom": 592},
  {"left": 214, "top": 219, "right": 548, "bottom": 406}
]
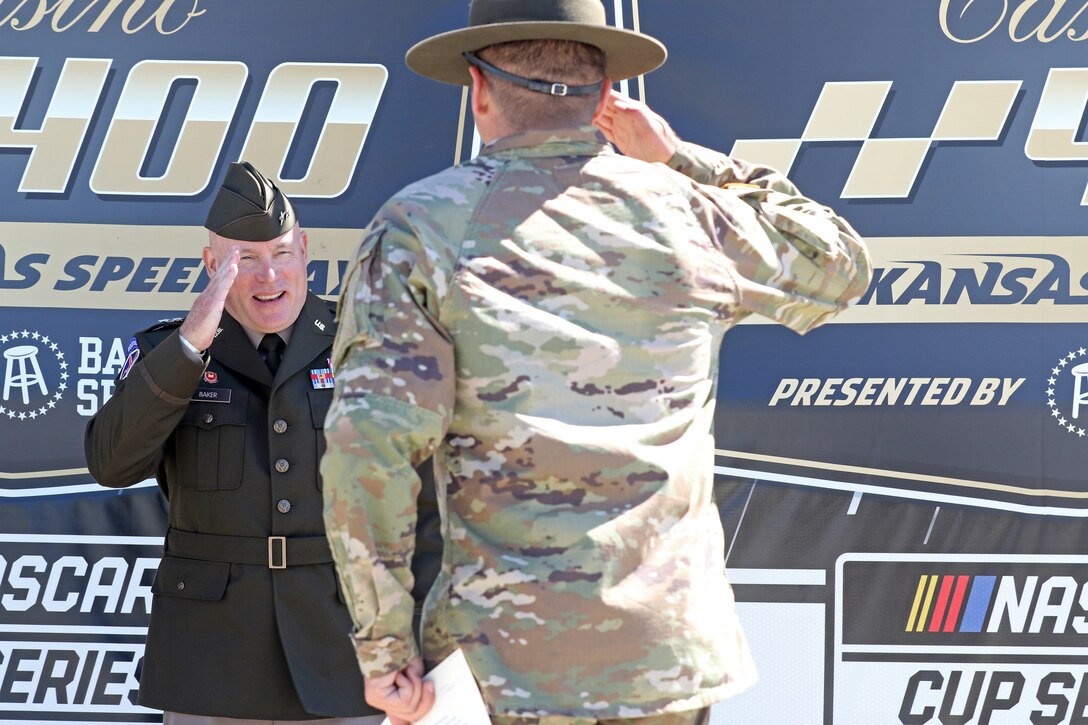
[
  {"left": 405, "top": 0, "right": 667, "bottom": 87},
  {"left": 203, "top": 161, "right": 296, "bottom": 242}
]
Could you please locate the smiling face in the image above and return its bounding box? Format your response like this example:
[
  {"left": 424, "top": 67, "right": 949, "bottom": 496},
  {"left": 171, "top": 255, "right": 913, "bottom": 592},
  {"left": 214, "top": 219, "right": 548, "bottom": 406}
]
[{"left": 204, "top": 224, "right": 310, "bottom": 335}]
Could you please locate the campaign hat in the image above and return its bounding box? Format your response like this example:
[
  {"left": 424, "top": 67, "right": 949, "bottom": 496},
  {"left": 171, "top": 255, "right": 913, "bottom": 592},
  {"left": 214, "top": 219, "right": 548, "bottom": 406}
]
[
  {"left": 204, "top": 162, "right": 296, "bottom": 242},
  {"left": 405, "top": 0, "right": 667, "bottom": 87}
]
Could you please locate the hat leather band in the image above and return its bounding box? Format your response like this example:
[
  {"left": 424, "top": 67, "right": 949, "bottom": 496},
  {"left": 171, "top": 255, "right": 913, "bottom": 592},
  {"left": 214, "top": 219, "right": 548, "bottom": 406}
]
[{"left": 463, "top": 52, "right": 602, "bottom": 97}]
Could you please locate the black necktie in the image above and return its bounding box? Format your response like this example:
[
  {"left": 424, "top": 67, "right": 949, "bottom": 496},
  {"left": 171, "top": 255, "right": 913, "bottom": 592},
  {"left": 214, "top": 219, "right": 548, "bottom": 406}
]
[{"left": 258, "top": 333, "right": 285, "bottom": 375}]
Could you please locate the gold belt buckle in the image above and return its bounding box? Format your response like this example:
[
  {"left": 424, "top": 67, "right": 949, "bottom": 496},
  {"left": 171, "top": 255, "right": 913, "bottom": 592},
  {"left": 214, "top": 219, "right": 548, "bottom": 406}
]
[{"left": 268, "top": 536, "right": 287, "bottom": 569}]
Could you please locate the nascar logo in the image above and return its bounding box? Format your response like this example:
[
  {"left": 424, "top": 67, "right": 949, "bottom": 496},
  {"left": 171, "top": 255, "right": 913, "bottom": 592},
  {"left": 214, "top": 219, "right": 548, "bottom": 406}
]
[
  {"left": 838, "top": 555, "right": 1088, "bottom": 724},
  {"left": 907, "top": 573, "right": 1088, "bottom": 635}
]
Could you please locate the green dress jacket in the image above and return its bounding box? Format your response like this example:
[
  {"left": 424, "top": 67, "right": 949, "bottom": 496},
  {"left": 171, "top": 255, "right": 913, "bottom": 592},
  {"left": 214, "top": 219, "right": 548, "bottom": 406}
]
[{"left": 85, "top": 292, "right": 440, "bottom": 719}]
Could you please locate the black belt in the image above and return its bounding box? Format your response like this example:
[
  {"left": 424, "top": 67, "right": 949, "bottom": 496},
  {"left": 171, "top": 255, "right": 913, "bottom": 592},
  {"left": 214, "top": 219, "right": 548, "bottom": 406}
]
[{"left": 166, "top": 528, "right": 333, "bottom": 569}]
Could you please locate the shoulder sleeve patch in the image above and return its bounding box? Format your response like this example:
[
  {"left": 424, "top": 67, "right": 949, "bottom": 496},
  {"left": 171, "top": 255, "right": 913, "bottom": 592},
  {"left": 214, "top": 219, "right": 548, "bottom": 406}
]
[{"left": 118, "top": 337, "right": 140, "bottom": 381}]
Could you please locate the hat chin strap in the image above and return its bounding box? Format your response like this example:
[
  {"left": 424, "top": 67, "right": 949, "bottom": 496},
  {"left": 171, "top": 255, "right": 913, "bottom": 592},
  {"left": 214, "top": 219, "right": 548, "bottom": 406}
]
[{"left": 463, "top": 52, "right": 602, "bottom": 97}]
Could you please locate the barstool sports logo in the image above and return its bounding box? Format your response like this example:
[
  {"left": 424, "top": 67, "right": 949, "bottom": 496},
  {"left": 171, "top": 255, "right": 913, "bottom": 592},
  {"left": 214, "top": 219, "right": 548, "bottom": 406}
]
[
  {"left": 1045, "top": 347, "right": 1088, "bottom": 439},
  {"left": 0, "top": 329, "right": 67, "bottom": 423}
]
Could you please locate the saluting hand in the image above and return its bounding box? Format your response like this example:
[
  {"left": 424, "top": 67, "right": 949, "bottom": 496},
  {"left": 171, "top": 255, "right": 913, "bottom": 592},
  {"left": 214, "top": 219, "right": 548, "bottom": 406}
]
[
  {"left": 178, "top": 247, "right": 239, "bottom": 352},
  {"left": 594, "top": 89, "right": 680, "bottom": 165},
  {"left": 365, "top": 657, "right": 436, "bottom": 725}
]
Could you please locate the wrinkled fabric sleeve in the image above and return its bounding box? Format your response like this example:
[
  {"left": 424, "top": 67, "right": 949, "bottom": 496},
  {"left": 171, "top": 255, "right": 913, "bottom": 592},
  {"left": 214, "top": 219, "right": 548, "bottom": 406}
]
[
  {"left": 667, "top": 140, "right": 791, "bottom": 191},
  {"left": 321, "top": 206, "right": 455, "bottom": 680},
  {"left": 84, "top": 331, "right": 206, "bottom": 487},
  {"left": 669, "top": 141, "right": 872, "bottom": 332}
]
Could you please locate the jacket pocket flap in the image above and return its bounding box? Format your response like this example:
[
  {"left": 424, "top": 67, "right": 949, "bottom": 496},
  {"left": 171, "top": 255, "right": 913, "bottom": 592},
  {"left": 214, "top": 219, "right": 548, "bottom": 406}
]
[
  {"left": 309, "top": 389, "right": 333, "bottom": 428},
  {"left": 152, "top": 556, "right": 229, "bottom": 601},
  {"left": 180, "top": 392, "right": 249, "bottom": 429}
]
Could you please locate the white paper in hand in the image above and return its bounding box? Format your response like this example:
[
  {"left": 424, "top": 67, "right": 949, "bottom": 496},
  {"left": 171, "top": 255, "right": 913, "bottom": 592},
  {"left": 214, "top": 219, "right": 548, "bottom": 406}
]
[{"left": 379, "top": 649, "right": 490, "bottom": 725}]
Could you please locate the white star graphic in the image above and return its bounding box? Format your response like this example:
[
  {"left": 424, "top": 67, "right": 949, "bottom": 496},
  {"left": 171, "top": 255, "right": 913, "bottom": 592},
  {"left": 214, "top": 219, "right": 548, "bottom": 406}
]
[
  {"left": 1053, "top": 409, "right": 1062, "bottom": 418},
  {"left": 0, "top": 330, "right": 70, "bottom": 421},
  {"left": 1049, "top": 399, "right": 1057, "bottom": 408}
]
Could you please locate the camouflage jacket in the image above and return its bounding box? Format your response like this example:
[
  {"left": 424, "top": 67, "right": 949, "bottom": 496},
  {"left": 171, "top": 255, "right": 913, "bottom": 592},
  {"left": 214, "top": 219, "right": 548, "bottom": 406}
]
[{"left": 322, "top": 127, "right": 871, "bottom": 718}]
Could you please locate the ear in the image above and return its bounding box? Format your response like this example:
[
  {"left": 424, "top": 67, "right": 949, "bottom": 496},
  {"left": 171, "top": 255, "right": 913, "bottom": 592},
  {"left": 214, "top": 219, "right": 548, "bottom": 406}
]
[
  {"left": 202, "top": 245, "right": 217, "bottom": 274},
  {"left": 469, "top": 65, "right": 489, "bottom": 118},
  {"left": 592, "top": 76, "right": 613, "bottom": 125},
  {"left": 298, "top": 228, "right": 309, "bottom": 257}
]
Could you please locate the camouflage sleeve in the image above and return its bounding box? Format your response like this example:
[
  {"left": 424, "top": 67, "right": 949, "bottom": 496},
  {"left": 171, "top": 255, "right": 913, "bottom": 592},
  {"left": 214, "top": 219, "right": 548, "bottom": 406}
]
[
  {"left": 665, "top": 140, "right": 800, "bottom": 191},
  {"left": 695, "top": 171, "right": 872, "bottom": 333},
  {"left": 321, "top": 204, "right": 455, "bottom": 680}
]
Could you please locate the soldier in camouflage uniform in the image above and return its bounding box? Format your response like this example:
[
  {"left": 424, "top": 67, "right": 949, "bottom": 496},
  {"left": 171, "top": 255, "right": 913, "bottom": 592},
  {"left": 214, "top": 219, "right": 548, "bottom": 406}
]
[{"left": 321, "top": 1, "right": 872, "bottom": 723}]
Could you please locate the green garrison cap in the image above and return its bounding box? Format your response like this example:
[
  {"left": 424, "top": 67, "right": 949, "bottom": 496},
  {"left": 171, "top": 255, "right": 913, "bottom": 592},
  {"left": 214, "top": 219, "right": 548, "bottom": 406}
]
[{"left": 204, "top": 162, "right": 296, "bottom": 242}]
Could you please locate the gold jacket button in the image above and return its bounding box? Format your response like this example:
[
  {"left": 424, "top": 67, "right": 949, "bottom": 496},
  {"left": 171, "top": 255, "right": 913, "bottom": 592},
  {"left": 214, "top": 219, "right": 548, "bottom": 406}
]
[
  {"left": 202, "top": 413, "right": 213, "bottom": 424},
  {"left": 275, "top": 458, "right": 290, "bottom": 473},
  {"left": 273, "top": 419, "right": 288, "bottom": 434},
  {"left": 277, "top": 499, "right": 292, "bottom": 514}
]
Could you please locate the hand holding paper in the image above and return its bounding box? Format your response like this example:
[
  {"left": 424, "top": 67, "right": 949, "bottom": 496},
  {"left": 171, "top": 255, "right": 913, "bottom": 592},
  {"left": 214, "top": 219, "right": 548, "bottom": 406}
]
[
  {"left": 366, "top": 657, "right": 433, "bottom": 724},
  {"left": 379, "top": 649, "right": 490, "bottom": 725}
]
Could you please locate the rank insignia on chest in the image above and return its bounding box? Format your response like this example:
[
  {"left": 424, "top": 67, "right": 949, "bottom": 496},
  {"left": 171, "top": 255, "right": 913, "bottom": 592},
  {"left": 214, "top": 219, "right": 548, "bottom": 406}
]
[{"left": 310, "top": 367, "right": 334, "bottom": 389}]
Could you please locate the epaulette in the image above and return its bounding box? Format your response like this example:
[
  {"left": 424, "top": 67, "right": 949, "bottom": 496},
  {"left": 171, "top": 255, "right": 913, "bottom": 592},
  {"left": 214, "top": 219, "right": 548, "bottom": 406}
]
[{"left": 142, "top": 317, "right": 185, "bottom": 334}]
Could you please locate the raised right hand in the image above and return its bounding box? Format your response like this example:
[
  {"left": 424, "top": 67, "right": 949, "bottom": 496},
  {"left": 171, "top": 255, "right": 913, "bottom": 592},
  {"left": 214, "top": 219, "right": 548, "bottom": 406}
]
[
  {"left": 594, "top": 89, "right": 681, "bottom": 164},
  {"left": 178, "top": 247, "right": 239, "bottom": 352}
]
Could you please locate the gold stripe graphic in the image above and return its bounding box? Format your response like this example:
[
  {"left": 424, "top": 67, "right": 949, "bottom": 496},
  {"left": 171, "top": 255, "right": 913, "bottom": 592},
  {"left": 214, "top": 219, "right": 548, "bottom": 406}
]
[
  {"left": 906, "top": 574, "right": 930, "bottom": 632},
  {"left": 716, "top": 449, "right": 1088, "bottom": 500}
]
